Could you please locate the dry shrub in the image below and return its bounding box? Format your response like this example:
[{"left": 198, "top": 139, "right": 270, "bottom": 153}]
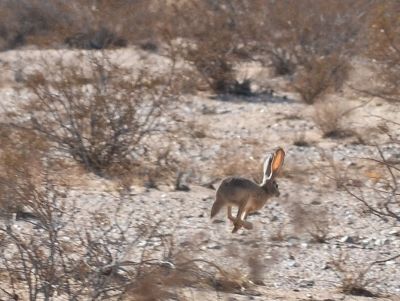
[
  {"left": 366, "top": 2, "right": 400, "bottom": 103},
  {"left": 249, "top": 0, "right": 365, "bottom": 103},
  {"left": 293, "top": 56, "right": 351, "bottom": 104},
  {"left": 344, "top": 145, "right": 400, "bottom": 223},
  {"left": 0, "top": 0, "right": 163, "bottom": 50},
  {"left": 316, "top": 119, "right": 400, "bottom": 223},
  {"left": 62, "top": 0, "right": 161, "bottom": 50},
  {"left": 0, "top": 192, "right": 183, "bottom": 300},
  {"left": 0, "top": 0, "right": 72, "bottom": 50},
  {"left": 211, "top": 149, "right": 261, "bottom": 183},
  {"left": 11, "top": 53, "right": 180, "bottom": 179},
  {"left": 313, "top": 99, "right": 353, "bottom": 138},
  {"left": 250, "top": 1, "right": 360, "bottom": 74},
  {"left": 0, "top": 125, "right": 49, "bottom": 216},
  {"left": 166, "top": 0, "right": 254, "bottom": 95},
  {"left": 288, "top": 202, "right": 331, "bottom": 243},
  {"left": 164, "top": 0, "right": 365, "bottom": 99},
  {"left": 329, "top": 253, "right": 377, "bottom": 297}
]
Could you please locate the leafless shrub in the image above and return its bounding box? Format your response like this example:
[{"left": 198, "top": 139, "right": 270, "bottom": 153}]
[
  {"left": 0, "top": 191, "right": 179, "bottom": 300},
  {"left": 293, "top": 56, "right": 351, "bottom": 104},
  {"left": 343, "top": 144, "right": 400, "bottom": 223},
  {"left": 313, "top": 99, "right": 353, "bottom": 138},
  {"left": 62, "top": 1, "right": 160, "bottom": 50},
  {"left": 0, "top": 0, "right": 164, "bottom": 51},
  {"left": 0, "top": 125, "right": 49, "bottom": 217},
  {"left": 292, "top": 132, "right": 312, "bottom": 147},
  {"left": 329, "top": 252, "right": 377, "bottom": 297},
  {"left": 166, "top": 0, "right": 254, "bottom": 95},
  {"left": 11, "top": 53, "right": 179, "bottom": 179},
  {"left": 211, "top": 148, "right": 261, "bottom": 183},
  {"left": 318, "top": 118, "right": 400, "bottom": 223},
  {"left": 0, "top": 132, "right": 252, "bottom": 298},
  {"left": 366, "top": 2, "right": 400, "bottom": 103},
  {"left": 288, "top": 202, "right": 331, "bottom": 243},
  {"left": 250, "top": 1, "right": 367, "bottom": 103},
  {"left": 0, "top": 0, "right": 72, "bottom": 50}
]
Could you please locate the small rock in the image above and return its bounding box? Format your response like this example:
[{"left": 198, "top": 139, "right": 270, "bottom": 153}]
[
  {"left": 207, "top": 243, "right": 221, "bottom": 250},
  {"left": 287, "top": 260, "right": 300, "bottom": 267},
  {"left": 385, "top": 260, "right": 396, "bottom": 266},
  {"left": 375, "top": 238, "right": 390, "bottom": 246},
  {"left": 299, "top": 279, "right": 315, "bottom": 288},
  {"left": 389, "top": 230, "right": 400, "bottom": 236},
  {"left": 270, "top": 215, "right": 279, "bottom": 222},
  {"left": 340, "top": 235, "right": 356, "bottom": 244},
  {"left": 300, "top": 242, "right": 309, "bottom": 248}
]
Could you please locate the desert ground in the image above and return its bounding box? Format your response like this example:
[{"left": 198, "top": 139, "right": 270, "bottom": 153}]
[{"left": 0, "top": 45, "right": 399, "bottom": 301}]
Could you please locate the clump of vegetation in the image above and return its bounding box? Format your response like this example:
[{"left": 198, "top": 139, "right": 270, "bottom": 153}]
[
  {"left": 288, "top": 202, "right": 331, "bottom": 243},
  {"left": 0, "top": 0, "right": 162, "bottom": 51},
  {"left": 167, "top": 1, "right": 254, "bottom": 95},
  {"left": 11, "top": 53, "right": 179, "bottom": 180},
  {"left": 313, "top": 99, "right": 353, "bottom": 138},
  {"left": 242, "top": 0, "right": 364, "bottom": 103},
  {"left": 329, "top": 253, "right": 377, "bottom": 297},
  {"left": 0, "top": 125, "right": 48, "bottom": 217},
  {"left": 366, "top": 1, "right": 400, "bottom": 103},
  {"left": 293, "top": 56, "right": 350, "bottom": 105}
]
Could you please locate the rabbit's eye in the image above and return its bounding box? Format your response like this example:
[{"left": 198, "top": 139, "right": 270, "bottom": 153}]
[{"left": 276, "top": 183, "right": 279, "bottom": 188}]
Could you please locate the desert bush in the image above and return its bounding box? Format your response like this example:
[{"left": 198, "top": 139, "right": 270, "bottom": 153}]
[
  {"left": 329, "top": 253, "right": 377, "bottom": 297},
  {"left": 166, "top": 0, "right": 254, "bottom": 95},
  {"left": 320, "top": 118, "right": 400, "bottom": 223},
  {"left": 344, "top": 144, "right": 400, "bottom": 222},
  {"left": 64, "top": 27, "right": 127, "bottom": 50},
  {"left": 293, "top": 56, "right": 351, "bottom": 104},
  {"left": 313, "top": 99, "right": 353, "bottom": 138},
  {"left": 211, "top": 148, "right": 262, "bottom": 183},
  {"left": 0, "top": 125, "right": 49, "bottom": 217},
  {"left": 0, "top": 182, "right": 254, "bottom": 299},
  {"left": 247, "top": 0, "right": 367, "bottom": 103},
  {"left": 366, "top": 2, "right": 400, "bottom": 103},
  {"left": 165, "top": 0, "right": 366, "bottom": 99},
  {"left": 288, "top": 202, "right": 331, "bottom": 243},
  {"left": 0, "top": 0, "right": 74, "bottom": 50},
  {"left": 0, "top": 0, "right": 163, "bottom": 51},
  {"left": 13, "top": 53, "right": 179, "bottom": 178},
  {"left": 62, "top": 0, "right": 159, "bottom": 50},
  {"left": 0, "top": 191, "right": 173, "bottom": 300},
  {"left": 0, "top": 125, "right": 246, "bottom": 299}
]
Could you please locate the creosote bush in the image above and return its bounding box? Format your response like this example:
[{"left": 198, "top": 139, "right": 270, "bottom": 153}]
[
  {"left": 167, "top": 1, "right": 254, "bottom": 95},
  {"left": 0, "top": 0, "right": 162, "bottom": 51},
  {"left": 293, "top": 56, "right": 351, "bottom": 104},
  {"left": 16, "top": 53, "right": 178, "bottom": 178},
  {"left": 366, "top": 1, "right": 400, "bottom": 103},
  {"left": 0, "top": 125, "right": 48, "bottom": 216},
  {"left": 313, "top": 99, "right": 353, "bottom": 138}
]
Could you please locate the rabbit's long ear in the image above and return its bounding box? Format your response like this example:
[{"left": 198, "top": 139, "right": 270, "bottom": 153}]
[
  {"left": 271, "top": 147, "right": 285, "bottom": 177},
  {"left": 263, "top": 153, "right": 274, "bottom": 182}
]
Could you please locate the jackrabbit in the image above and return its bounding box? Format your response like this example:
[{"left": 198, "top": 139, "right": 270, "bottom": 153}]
[{"left": 210, "top": 147, "right": 285, "bottom": 233}]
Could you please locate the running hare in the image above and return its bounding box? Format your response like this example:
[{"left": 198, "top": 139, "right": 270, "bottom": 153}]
[{"left": 210, "top": 147, "right": 285, "bottom": 233}]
